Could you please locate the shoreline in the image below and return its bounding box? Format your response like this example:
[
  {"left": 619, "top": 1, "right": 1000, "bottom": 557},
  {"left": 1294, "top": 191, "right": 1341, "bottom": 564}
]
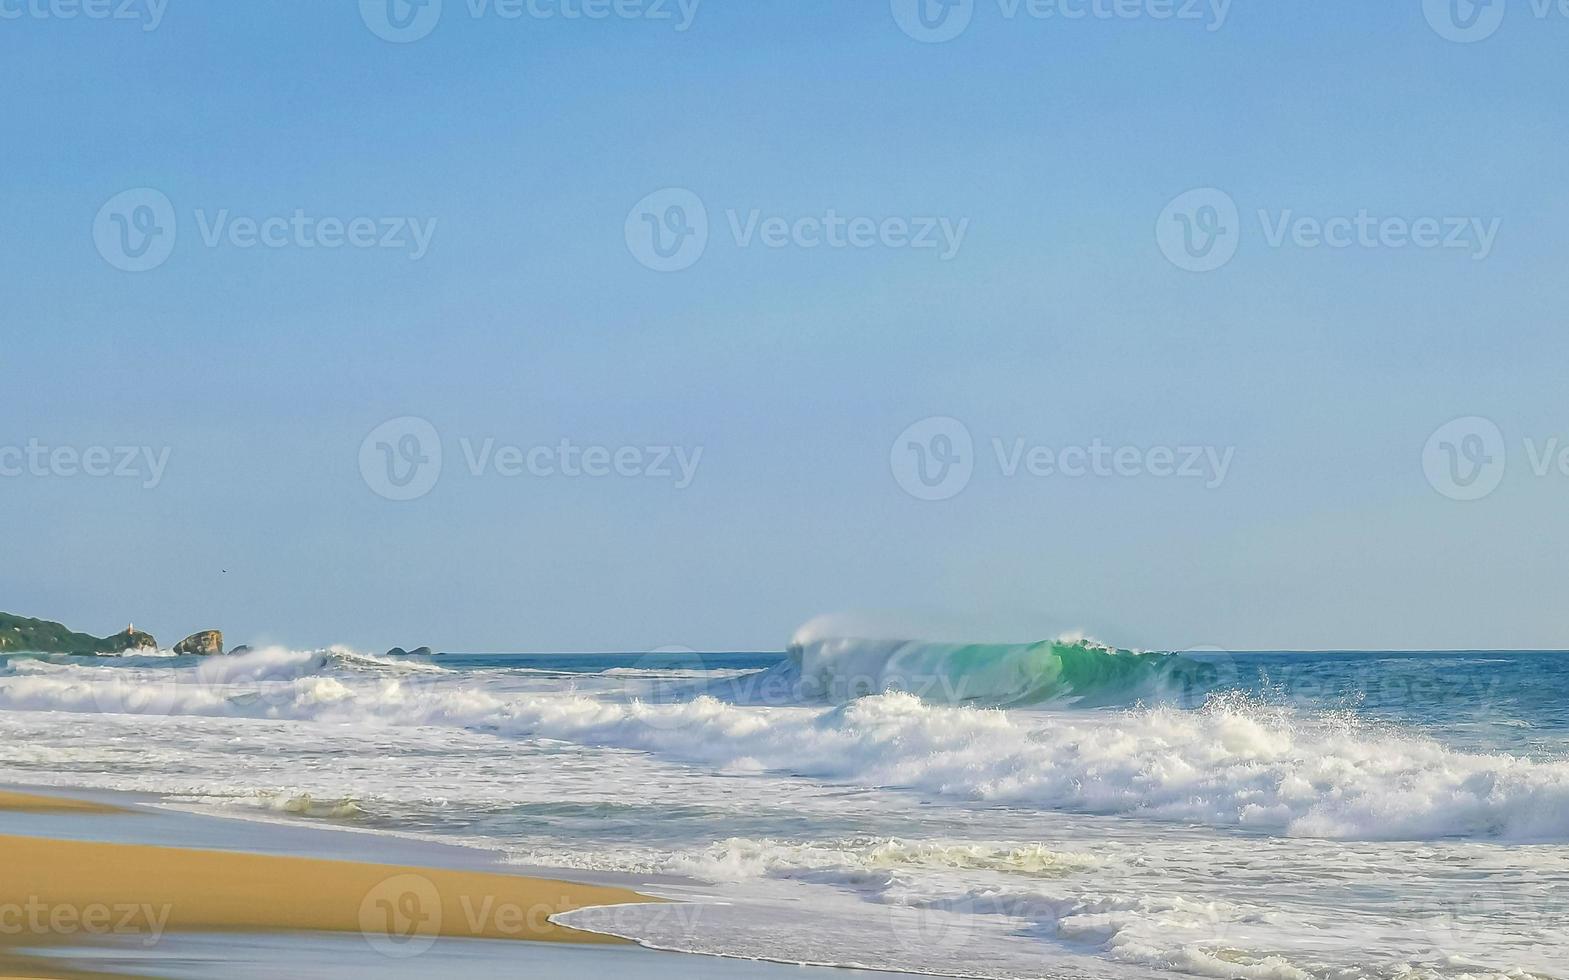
[
  {"left": 0, "top": 791, "right": 127, "bottom": 815},
  {"left": 0, "top": 780, "right": 698, "bottom": 892},
  {"left": 0, "top": 786, "right": 663, "bottom": 979},
  {"left": 0, "top": 786, "right": 925, "bottom": 980}
]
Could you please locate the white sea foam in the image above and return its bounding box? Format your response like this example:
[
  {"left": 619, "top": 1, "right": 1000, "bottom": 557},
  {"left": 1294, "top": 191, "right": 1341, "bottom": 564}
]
[
  {"left": 1, "top": 648, "right": 1567, "bottom": 843},
  {"left": 666, "top": 837, "right": 1103, "bottom": 882},
  {"left": 1, "top": 645, "right": 1566, "bottom": 979},
  {"left": 559, "top": 831, "right": 1563, "bottom": 980}
]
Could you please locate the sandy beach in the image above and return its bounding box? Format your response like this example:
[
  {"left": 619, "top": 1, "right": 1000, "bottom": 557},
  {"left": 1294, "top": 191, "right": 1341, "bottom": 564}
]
[
  {"left": 0, "top": 792, "right": 125, "bottom": 816},
  {"left": 0, "top": 789, "right": 654, "bottom": 979}
]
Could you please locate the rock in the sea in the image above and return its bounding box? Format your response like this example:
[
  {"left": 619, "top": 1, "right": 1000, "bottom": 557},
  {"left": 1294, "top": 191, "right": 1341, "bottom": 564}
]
[
  {"left": 386, "top": 646, "right": 434, "bottom": 657},
  {"left": 410, "top": 646, "right": 434, "bottom": 657},
  {"left": 229, "top": 645, "right": 253, "bottom": 656},
  {"left": 173, "top": 630, "right": 225, "bottom": 656},
  {"left": 386, "top": 647, "right": 409, "bottom": 658},
  {"left": 103, "top": 627, "right": 159, "bottom": 653}
]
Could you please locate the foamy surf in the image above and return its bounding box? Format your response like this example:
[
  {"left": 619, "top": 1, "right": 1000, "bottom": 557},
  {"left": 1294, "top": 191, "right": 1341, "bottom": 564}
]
[
  {"left": 1, "top": 644, "right": 1567, "bottom": 842},
  {"left": 0, "top": 636, "right": 1565, "bottom": 979}
]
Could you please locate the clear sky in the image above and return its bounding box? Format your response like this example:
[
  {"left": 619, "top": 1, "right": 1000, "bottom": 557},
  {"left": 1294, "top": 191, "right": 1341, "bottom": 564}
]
[{"left": 3, "top": 1, "right": 1567, "bottom": 653}]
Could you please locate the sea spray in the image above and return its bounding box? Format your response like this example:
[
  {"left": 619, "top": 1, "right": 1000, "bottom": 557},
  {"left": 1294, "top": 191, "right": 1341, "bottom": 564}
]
[{"left": 2, "top": 644, "right": 1567, "bottom": 842}]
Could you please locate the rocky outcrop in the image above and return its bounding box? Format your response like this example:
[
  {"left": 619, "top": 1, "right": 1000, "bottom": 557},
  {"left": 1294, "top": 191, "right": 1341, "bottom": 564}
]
[
  {"left": 103, "top": 627, "right": 159, "bottom": 653},
  {"left": 386, "top": 646, "right": 434, "bottom": 657},
  {"left": 0, "top": 613, "right": 155, "bottom": 655},
  {"left": 229, "top": 645, "right": 253, "bottom": 656},
  {"left": 173, "top": 630, "right": 225, "bottom": 656}
]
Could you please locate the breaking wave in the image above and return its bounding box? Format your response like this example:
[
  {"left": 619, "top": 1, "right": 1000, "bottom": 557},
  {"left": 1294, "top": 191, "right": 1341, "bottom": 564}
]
[
  {"left": 780, "top": 635, "right": 1226, "bottom": 707},
  {"left": 2, "top": 644, "right": 1567, "bottom": 842}
]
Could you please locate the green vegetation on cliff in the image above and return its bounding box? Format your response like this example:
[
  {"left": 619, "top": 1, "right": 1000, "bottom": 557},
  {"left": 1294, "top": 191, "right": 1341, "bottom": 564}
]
[{"left": 0, "top": 612, "right": 157, "bottom": 655}]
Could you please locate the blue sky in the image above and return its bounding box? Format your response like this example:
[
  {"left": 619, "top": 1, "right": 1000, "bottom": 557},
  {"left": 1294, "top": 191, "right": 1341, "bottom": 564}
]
[{"left": 3, "top": 1, "right": 1567, "bottom": 652}]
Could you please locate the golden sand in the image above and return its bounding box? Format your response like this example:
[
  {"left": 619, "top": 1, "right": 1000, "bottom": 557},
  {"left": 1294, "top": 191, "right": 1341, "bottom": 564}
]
[
  {"left": 0, "top": 950, "right": 129, "bottom": 980},
  {"left": 0, "top": 792, "right": 657, "bottom": 978},
  {"left": 0, "top": 793, "right": 125, "bottom": 816}
]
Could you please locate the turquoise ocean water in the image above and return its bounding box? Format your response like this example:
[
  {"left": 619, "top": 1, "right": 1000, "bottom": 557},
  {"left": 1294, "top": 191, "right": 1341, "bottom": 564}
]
[{"left": 0, "top": 640, "right": 1565, "bottom": 978}]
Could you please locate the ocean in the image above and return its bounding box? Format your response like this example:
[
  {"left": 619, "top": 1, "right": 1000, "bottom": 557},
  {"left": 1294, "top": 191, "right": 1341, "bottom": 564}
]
[{"left": 0, "top": 639, "right": 1564, "bottom": 979}]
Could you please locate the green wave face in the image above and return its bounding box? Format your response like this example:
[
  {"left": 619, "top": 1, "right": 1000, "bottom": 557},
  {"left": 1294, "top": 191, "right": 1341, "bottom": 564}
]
[{"left": 788, "top": 638, "right": 1225, "bottom": 707}]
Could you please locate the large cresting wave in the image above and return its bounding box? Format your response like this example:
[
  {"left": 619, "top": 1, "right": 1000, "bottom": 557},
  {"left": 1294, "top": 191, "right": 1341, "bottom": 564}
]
[{"left": 781, "top": 634, "right": 1227, "bottom": 707}]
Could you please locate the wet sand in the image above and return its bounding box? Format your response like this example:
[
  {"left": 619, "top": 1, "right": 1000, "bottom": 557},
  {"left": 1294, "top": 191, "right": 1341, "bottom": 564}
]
[{"left": 0, "top": 790, "right": 655, "bottom": 978}]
